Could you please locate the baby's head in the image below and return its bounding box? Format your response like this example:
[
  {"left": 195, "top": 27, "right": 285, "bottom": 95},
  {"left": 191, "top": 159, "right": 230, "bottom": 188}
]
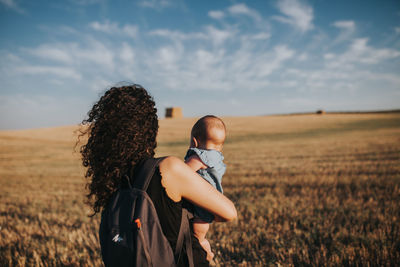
[{"left": 190, "top": 115, "right": 226, "bottom": 152}]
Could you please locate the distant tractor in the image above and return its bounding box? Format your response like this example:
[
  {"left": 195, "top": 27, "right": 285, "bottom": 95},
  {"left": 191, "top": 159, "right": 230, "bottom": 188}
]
[
  {"left": 316, "top": 110, "right": 326, "bottom": 115},
  {"left": 165, "top": 107, "right": 183, "bottom": 118}
]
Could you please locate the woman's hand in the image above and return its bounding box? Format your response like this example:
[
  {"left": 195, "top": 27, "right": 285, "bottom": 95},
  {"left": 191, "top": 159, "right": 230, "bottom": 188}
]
[{"left": 159, "top": 156, "right": 237, "bottom": 222}]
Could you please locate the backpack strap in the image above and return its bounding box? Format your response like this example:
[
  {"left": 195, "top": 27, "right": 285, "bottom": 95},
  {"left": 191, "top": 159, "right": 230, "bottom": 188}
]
[
  {"left": 131, "top": 157, "right": 165, "bottom": 191},
  {"left": 175, "top": 207, "right": 194, "bottom": 267}
]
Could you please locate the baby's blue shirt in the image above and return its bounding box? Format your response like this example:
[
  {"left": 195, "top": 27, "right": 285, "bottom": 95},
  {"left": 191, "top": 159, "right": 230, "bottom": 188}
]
[{"left": 184, "top": 148, "right": 226, "bottom": 193}]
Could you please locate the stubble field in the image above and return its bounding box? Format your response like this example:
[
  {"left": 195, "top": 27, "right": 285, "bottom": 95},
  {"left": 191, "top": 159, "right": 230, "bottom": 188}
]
[{"left": 1, "top": 113, "right": 399, "bottom": 266}]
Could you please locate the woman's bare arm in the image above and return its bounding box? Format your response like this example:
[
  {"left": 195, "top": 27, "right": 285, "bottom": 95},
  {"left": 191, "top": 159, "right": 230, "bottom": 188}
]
[{"left": 159, "top": 156, "right": 237, "bottom": 222}]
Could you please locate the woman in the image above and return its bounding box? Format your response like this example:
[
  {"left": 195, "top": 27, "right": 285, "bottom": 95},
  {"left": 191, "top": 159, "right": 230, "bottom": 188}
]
[{"left": 79, "top": 84, "right": 237, "bottom": 266}]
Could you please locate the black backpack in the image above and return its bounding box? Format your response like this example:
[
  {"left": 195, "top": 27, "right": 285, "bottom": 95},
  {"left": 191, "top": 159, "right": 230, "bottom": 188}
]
[{"left": 99, "top": 157, "right": 194, "bottom": 267}]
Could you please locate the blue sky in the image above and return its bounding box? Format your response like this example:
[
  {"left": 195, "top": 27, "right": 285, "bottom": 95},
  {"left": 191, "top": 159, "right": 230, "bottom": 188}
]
[{"left": 0, "top": 0, "right": 399, "bottom": 129}]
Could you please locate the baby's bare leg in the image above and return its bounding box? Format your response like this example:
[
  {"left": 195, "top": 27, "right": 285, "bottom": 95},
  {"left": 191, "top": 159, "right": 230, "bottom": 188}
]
[
  {"left": 193, "top": 220, "right": 214, "bottom": 261},
  {"left": 193, "top": 219, "right": 209, "bottom": 241}
]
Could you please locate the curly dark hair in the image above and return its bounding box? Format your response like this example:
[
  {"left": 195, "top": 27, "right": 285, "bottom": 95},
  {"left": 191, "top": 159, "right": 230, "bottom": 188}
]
[{"left": 79, "top": 84, "right": 158, "bottom": 215}]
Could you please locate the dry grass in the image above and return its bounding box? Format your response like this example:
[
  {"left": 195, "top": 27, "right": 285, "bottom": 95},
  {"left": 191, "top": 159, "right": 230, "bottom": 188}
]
[{"left": 1, "top": 113, "right": 399, "bottom": 266}]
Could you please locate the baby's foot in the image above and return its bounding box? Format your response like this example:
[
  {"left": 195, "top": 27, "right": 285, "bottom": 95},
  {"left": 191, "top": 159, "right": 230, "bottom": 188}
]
[
  {"left": 207, "top": 251, "right": 216, "bottom": 266},
  {"left": 206, "top": 250, "right": 214, "bottom": 262}
]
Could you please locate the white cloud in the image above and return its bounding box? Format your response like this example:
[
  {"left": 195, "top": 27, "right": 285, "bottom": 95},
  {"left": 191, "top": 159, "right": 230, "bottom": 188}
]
[
  {"left": 333, "top": 20, "right": 355, "bottom": 30},
  {"left": 120, "top": 42, "right": 135, "bottom": 64},
  {"left": 194, "top": 49, "right": 219, "bottom": 70},
  {"left": 16, "top": 65, "right": 82, "bottom": 80},
  {"left": 281, "top": 39, "right": 400, "bottom": 98},
  {"left": 297, "top": 53, "right": 308, "bottom": 61},
  {"left": 149, "top": 29, "right": 206, "bottom": 41},
  {"left": 208, "top": 10, "right": 225, "bottom": 20},
  {"left": 324, "top": 53, "right": 334, "bottom": 60},
  {"left": 275, "top": 45, "right": 295, "bottom": 61},
  {"left": 138, "top": 39, "right": 297, "bottom": 94},
  {"left": 90, "top": 21, "right": 118, "bottom": 33},
  {"left": 0, "top": 37, "right": 121, "bottom": 94},
  {"left": 228, "top": 3, "right": 262, "bottom": 23},
  {"left": 251, "top": 32, "right": 270, "bottom": 40},
  {"left": 275, "top": 0, "right": 314, "bottom": 32},
  {"left": 205, "top": 25, "right": 234, "bottom": 46},
  {"left": 395, "top": 27, "right": 400, "bottom": 34},
  {"left": 253, "top": 45, "right": 295, "bottom": 78},
  {"left": 332, "top": 20, "right": 356, "bottom": 44},
  {"left": 24, "top": 39, "right": 115, "bottom": 70},
  {"left": 325, "top": 38, "right": 400, "bottom": 68},
  {"left": 90, "top": 77, "right": 113, "bottom": 92},
  {"left": 122, "top": 25, "right": 138, "bottom": 39},
  {"left": 3, "top": 52, "right": 22, "bottom": 63},
  {"left": 75, "top": 40, "right": 115, "bottom": 70},
  {"left": 138, "top": 0, "right": 171, "bottom": 9},
  {"left": 0, "top": 0, "right": 24, "bottom": 13},
  {"left": 148, "top": 26, "right": 235, "bottom": 47},
  {"left": 69, "top": 0, "right": 105, "bottom": 5},
  {"left": 25, "top": 44, "right": 73, "bottom": 64},
  {"left": 90, "top": 21, "right": 138, "bottom": 38},
  {"left": 147, "top": 43, "right": 185, "bottom": 83}
]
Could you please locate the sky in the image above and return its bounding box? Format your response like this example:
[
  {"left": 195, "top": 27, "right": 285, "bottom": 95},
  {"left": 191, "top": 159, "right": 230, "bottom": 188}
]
[{"left": 0, "top": 0, "right": 399, "bottom": 130}]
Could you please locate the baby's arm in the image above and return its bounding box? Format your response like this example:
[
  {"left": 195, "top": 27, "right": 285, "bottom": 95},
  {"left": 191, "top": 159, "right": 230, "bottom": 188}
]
[{"left": 185, "top": 155, "right": 207, "bottom": 172}]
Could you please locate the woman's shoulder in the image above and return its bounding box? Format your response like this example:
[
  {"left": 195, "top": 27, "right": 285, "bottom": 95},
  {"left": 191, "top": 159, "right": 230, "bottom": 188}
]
[
  {"left": 158, "top": 156, "right": 188, "bottom": 202},
  {"left": 159, "top": 156, "right": 191, "bottom": 174},
  {"left": 159, "top": 155, "right": 185, "bottom": 172}
]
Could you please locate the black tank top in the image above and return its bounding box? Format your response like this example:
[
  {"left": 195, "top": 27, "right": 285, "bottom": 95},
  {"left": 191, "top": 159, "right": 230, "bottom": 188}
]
[{"left": 146, "top": 166, "right": 209, "bottom": 267}]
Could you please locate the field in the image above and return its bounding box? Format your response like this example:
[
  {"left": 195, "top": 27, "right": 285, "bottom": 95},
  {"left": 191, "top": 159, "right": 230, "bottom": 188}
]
[{"left": 1, "top": 113, "right": 399, "bottom": 266}]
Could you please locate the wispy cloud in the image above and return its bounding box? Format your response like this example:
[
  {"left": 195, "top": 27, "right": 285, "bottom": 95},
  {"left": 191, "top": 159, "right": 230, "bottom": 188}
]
[
  {"left": 333, "top": 20, "right": 355, "bottom": 30},
  {"left": 24, "top": 44, "right": 74, "bottom": 64},
  {"left": 149, "top": 25, "right": 237, "bottom": 47},
  {"left": 208, "top": 3, "right": 267, "bottom": 31},
  {"left": 16, "top": 65, "right": 82, "bottom": 80},
  {"left": 138, "top": 0, "right": 172, "bottom": 9},
  {"left": 274, "top": 0, "right": 314, "bottom": 32},
  {"left": 89, "top": 21, "right": 138, "bottom": 38},
  {"left": 208, "top": 10, "right": 225, "bottom": 20},
  {"left": 25, "top": 39, "right": 115, "bottom": 69},
  {"left": 280, "top": 38, "right": 400, "bottom": 99},
  {"left": 250, "top": 32, "right": 270, "bottom": 40},
  {"left": 205, "top": 25, "right": 235, "bottom": 46},
  {"left": 228, "top": 3, "right": 262, "bottom": 23},
  {"left": 332, "top": 20, "right": 356, "bottom": 44},
  {"left": 69, "top": 0, "right": 105, "bottom": 5},
  {"left": 148, "top": 29, "right": 207, "bottom": 41},
  {"left": 325, "top": 38, "right": 400, "bottom": 68},
  {"left": 90, "top": 21, "right": 119, "bottom": 33},
  {"left": 119, "top": 42, "right": 135, "bottom": 64},
  {"left": 0, "top": 0, "right": 24, "bottom": 13}
]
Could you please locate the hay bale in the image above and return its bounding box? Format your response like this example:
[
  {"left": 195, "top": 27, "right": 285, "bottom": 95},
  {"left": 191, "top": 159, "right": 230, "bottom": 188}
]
[
  {"left": 316, "top": 110, "right": 326, "bottom": 115},
  {"left": 165, "top": 107, "right": 183, "bottom": 118}
]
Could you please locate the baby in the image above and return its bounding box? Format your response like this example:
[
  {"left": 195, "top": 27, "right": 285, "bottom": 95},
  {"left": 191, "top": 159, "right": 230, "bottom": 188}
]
[{"left": 184, "top": 115, "right": 226, "bottom": 262}]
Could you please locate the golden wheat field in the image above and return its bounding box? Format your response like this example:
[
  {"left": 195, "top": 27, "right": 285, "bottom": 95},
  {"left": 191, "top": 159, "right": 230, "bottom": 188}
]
[{"left": 1, "top": 113, "right": 399, "bottom": 266}]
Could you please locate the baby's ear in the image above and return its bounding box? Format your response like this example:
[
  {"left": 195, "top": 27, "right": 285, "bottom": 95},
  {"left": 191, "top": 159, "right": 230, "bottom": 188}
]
[{"left": 191, "top": 136, "right": 199, "bottom": 148}]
